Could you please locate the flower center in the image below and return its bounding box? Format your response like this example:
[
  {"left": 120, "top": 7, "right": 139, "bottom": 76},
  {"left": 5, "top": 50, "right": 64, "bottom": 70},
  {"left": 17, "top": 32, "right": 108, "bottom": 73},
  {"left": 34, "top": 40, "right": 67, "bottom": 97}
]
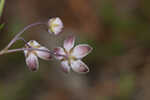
[
  {"left": 63, "top": 48, "right": 77, "bottom": 66},
  {"left": 67, "top": 53, "right": 77, "bottom": 66}
]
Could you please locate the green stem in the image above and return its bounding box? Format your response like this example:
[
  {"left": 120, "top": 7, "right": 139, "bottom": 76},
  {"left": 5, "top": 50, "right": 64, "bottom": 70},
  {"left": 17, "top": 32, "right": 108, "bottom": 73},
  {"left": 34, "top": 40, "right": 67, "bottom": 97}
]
[{"left": 0, "top": 0, "right": 5, "bottom": 17}]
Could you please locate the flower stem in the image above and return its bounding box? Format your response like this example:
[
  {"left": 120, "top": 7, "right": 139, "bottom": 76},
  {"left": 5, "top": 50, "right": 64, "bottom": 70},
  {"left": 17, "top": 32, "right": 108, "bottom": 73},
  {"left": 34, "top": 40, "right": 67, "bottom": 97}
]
[
  {"left": 4, "top": 22, "right": 46, "bottom": 50},
  {"left": 0, "top": 47, "right": 66, "bottom": 58}
]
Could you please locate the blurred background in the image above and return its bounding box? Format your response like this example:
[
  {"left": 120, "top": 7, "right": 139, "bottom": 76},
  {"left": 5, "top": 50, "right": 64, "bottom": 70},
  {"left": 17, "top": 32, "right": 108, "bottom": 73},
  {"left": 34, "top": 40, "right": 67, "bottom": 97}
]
[{"left": 0, "top": 0, "right": 150, "bottom": 100}]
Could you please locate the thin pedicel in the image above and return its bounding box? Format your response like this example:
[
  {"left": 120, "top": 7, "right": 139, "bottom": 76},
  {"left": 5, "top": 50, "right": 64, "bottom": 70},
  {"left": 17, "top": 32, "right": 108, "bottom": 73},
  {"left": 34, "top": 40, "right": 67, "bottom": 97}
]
[{"left": 4, "top": 22, "right": 47, "bottom": 50}]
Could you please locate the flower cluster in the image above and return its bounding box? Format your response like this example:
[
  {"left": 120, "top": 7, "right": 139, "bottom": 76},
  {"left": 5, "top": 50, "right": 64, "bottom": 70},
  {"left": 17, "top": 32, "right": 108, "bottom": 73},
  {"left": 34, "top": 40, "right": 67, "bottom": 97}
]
[{"left": 0, "top": 17, "right": 93, "bottom": 74}]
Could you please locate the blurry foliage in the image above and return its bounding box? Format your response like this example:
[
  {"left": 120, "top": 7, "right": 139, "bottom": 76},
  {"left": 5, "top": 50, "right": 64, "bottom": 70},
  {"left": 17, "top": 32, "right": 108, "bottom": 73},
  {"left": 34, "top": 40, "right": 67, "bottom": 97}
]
[
  {"left": 0, "top": 0, "right": 5, "bottom": 31},
  {"left": 0, "top": 23, "right": 4, "bottom": 30},
  {"left": 0, "top": 0, "right": 150, "bottom": 100},
  {"left": 118, "top": 73, "right": 135, "bottom": 100}
]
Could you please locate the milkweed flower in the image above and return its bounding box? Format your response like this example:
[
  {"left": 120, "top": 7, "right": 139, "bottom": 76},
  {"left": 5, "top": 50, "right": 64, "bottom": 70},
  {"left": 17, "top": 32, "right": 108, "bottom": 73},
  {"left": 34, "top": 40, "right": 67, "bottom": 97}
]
[
  {"left": 54, "top": 36, "right": 92, "bottom": 73},
  {"left": 24, "top": 40, "right": 51, "bottom": 71},
  {"left": 48, "top": 17, "right": 63, "bottom": 35}
]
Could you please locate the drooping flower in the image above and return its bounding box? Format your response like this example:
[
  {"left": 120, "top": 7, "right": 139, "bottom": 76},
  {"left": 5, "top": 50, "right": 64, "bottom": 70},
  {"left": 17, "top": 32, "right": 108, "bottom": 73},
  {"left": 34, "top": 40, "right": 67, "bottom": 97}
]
[
  {"left": 48, "top": 17, "right": 63, "bottom": 35},
  {"left": 54, "top": 36, "right": 92, "bottom": 73},
  {"left": 24, "top": 40, "right": 51, "bottom": 71}
]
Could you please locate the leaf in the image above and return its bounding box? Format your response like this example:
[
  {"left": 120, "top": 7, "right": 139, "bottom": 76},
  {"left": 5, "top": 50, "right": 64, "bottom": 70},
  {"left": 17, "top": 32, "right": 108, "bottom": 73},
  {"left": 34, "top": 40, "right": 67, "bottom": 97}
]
[{"left": 0, "top": 0, "right": 5, "bottom": 17}]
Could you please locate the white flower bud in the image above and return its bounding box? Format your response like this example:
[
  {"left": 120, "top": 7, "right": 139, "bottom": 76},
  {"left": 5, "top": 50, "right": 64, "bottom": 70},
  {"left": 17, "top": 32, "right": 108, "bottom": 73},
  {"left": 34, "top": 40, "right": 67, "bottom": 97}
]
[{"left": 48, "top": 17, "right": 63, "bottom": 35}]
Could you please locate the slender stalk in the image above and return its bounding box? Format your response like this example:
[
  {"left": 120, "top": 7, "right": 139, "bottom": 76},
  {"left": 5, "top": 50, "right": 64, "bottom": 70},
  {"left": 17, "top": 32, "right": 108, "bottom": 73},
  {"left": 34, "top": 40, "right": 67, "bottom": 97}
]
[
  {"left": 0, "top": 47, "right": 66, "bottom": 58},
  {"left": 4, "top": 22, "right": 46, "bottom": 50},
  {"left": 17, "top": 37, "right": 31, "bottom": 48},
  {"left": 17, "top": 37, "right": 28, "bottom": 44},
  {"left": 3, "top": 48, "right": 49, "bottom": 54}
]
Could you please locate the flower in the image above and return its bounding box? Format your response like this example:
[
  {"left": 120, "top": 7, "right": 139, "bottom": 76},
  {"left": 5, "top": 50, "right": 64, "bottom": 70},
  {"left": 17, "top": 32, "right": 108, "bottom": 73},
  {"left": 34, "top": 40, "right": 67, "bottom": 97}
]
[
  {"left": 48, "top": 17, "right": 63, "bottom": 35},
  {"left": 24, "top": 40, "right": 51, "bottom": 71},
  {"left": 54, "top": 36, "right": 93, "bottom": 73}
]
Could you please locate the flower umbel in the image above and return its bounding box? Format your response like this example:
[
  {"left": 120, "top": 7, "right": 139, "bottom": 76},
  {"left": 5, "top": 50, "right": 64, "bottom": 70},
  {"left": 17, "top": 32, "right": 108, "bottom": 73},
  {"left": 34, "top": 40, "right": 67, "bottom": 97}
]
[
  {"left": 24, "top": 40, "right": 51, "bottom": 71},
  {"left": 48, "top": 17, "right": 63, "bottom": 35},
  {"left": 54, "top": 35, "right": 93, "bottom": 73},
  {"left": 0, "top": 17, "right": 93, "bottom": 74}
]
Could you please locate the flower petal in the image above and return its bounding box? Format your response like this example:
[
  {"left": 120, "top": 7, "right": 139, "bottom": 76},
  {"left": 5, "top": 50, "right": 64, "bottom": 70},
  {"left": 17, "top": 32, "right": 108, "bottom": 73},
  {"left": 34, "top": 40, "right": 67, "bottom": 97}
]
[
  {"left": 72, "top": 44, "right": 92, "bottom": 59},
  {"left": 64, "top": 35, "right": 75, "bottom": 52},
  {"left": 71, "top": 60, "right": 89, "bottom": 73},
  {"left": 24, "top": 50, "right": 28, "bottom": 57},
  {"left": 25, "top": 53, "right": 39, "bottom": 72},
  {"left": 53, "top": 47, "right": 66, "bottom": 60},
  {"left": 48, "top": 17, "right": 63, "bottom": 35},
  {"left": 36, "top": 46, "right": 51, "bottom": 60},
  {"left": 61, "top": 60, "right": 71, "bottom": 73}
]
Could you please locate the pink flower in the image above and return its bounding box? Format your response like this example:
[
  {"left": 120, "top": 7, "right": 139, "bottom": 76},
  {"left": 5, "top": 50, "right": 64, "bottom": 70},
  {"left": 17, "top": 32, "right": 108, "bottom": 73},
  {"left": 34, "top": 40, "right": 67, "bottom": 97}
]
[
  {"left": 54, "top": 36, "right": 93, "bottom": 73},
  {"left": 48, "top": 17, "right": 63, "bottom": 35},
  {"left": 24, "top": 40, "right": 51, "bottom": 71}
]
